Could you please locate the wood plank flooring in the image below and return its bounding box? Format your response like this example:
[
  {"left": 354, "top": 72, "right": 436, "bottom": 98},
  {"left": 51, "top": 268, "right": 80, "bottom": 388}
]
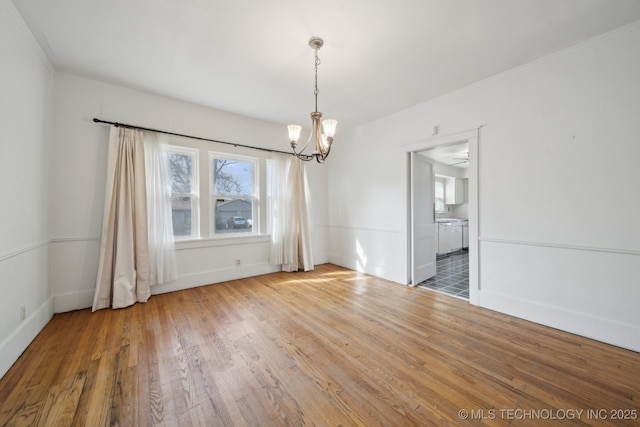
[{"left": 1, "top": 263, "right": 639, "bottom": 426}]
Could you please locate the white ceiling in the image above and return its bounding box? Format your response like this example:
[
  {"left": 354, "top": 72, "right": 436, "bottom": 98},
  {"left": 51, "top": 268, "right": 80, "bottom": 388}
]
[
  {"left": 421, "top": 142, "right": 470, "bottom": 169},
  {"left": 12, "top": 0, "right": 640, "bottom": 130}
]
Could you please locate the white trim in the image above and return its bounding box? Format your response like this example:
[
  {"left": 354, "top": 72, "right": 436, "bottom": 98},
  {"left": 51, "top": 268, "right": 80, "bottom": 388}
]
[
  {"left": 329, "top": 253, "right": 405, "bottom": 285},
  {"left": 52, "top": 289, "right": 95, "bottom": 313},
  {"left": 479, "top": 236, "right": 640, "bottom": 256},
  {"left": 52, "top": 257, "right": 331, "bottom": 313},
  {"left": 175, "top": 234, "right": 270, "bottom": 250},
  {"left": 1, "top": 0, "right": 55, "bottom": 73},
  {"left": 151, "top": 262, "right": 282, "bottom": 295},
  {"left": 329, "top": 225, "right": 402, "bottom": 235},
  {"left": 210, "top": 152, "right": 260, "bottom": 237},
  {"left": 393, "top": 20, "right": 640, "bottom": 123},
  {"left": 401, "top": 127, "right": 481, "bottom": 152},
  {"left": 0, "top": 297, "right": 54, "bottom": 378},
  {"left": 167, "top": 145, "right": 201, "bottom": 239},
  {"left": 0, "top": 241, "right": 49, "bottom": 262},
  {"left": 404, "top": 128, "right": 481, "bottom": 305},
  {"left": 478, "top": 290, "right": 640, "bottom": 353},
  {"left": 50, "top": 236, "right": 100, "bottom": 243},
  {"left": 470, "top": 19, "right": 640, "bottom": 93}
]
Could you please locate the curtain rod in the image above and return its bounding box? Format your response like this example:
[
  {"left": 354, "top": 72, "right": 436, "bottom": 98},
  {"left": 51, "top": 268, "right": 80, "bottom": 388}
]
[{"left": 92, "top": 118, "right": 299, "bottom": 157}]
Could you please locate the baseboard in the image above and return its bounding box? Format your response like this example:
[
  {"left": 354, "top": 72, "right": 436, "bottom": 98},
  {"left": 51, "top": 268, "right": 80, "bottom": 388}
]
[
  {"left": 329, "top": 254, "right": 405, "bottom": 285},
  {"left": 313, "top": 252, "right": 329, "bottom": 266},
  {"left": 478, "top": 290, "right": 640, "bottom": 353},
  {"left": 53, "top": 289, "right": 95, "bottom": 313},
  {"left": 0, "top": 297, "right": 54, "bottom": 379},
  {"left": 151, "top": 262, "right": 283, "bottom": 295},
  {"left": 51, "top": 261, "right": 329, "bottom": 312}
]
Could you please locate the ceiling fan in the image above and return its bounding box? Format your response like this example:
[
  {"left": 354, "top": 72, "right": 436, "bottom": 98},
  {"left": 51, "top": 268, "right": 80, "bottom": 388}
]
[{"left": 449, "top": 152, "right": 469, "bottom": 166}]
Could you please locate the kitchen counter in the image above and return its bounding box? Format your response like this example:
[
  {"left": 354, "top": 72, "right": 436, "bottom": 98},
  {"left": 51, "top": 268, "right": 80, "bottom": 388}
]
[{"left": 436, "top": 218, "right": 467, "bottom": 223}]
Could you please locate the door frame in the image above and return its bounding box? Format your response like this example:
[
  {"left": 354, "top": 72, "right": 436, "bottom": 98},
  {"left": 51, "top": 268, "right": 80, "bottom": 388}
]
[{"left": 405, "top": 128, "right": 480, "bottom": 305}]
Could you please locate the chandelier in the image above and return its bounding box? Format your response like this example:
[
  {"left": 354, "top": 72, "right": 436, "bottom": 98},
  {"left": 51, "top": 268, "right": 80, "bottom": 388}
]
[{"left": 288, "top": 37, "right": 337, "bottom": 163}]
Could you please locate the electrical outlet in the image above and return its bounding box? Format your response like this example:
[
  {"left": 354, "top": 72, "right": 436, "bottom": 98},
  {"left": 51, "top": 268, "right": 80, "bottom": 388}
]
[
  {"left": 20, "top": 305, "right": 26, "bottom": 321},
  {"left": 235, "top": 259, "right": 241, "bottom": 266}
]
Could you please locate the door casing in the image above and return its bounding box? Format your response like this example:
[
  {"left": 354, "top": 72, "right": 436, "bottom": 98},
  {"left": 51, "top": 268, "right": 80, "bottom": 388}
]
[{"left": 405, "top": 128, "right": 480, "bottom": 305}]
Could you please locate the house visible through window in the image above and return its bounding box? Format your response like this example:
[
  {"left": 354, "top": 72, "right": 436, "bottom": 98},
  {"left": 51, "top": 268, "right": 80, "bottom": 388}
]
[
  {"left": 167, "top": 146, "right": 199, "bottom": 239},
  {"left": 165, "top": 140, "right": 264, "bottom": 240},
  {"left": 210, "top": 154, "right": 257, "bottom": 235}
]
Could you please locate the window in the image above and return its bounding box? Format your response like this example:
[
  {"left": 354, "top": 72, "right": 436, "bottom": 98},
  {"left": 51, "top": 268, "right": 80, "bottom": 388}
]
[
  {"left": 167, "top": 146, "right": 199, "bottom": 239},
  {"left": 210, "top": 153, "right": 258, "bottom": 235},
  {"left": 164, "top": 137, "right": 266, "bottom": 240},
  {"left": 435, "top": 176, "right": 445, "bottom": 213}
]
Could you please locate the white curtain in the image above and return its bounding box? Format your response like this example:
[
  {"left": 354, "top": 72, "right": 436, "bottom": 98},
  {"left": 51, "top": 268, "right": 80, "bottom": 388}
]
[
  {"left": 269, "top": 154, "right": 314, "bottom": 272},
  {"left": 92, "top": 126, "right": 177, "bottom": 311},
  {"left": 143, "top": 132, "right": 178, "bottom": 285}
]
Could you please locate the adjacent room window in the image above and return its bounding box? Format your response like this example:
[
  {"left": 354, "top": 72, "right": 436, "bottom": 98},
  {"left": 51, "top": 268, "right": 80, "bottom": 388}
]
[
  {"left": 210, "top": 153, "right": 258, "bottom": 235},
  {"left": 434, "top": 176, "right": 445, "bottom": 213},
  {"left": 167, "top": 146, "right": 199, "bottom": 239}
]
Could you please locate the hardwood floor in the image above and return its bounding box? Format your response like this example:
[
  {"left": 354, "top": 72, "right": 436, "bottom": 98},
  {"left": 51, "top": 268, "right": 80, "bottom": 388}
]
[{"left": 1, "top": 264, "right": 639, "bottom": 426}]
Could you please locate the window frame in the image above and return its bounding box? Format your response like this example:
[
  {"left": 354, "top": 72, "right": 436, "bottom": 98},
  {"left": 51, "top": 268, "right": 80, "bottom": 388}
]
[
  {"left": 434, "top": 175, "right": 446, "bottom": 213},
  {"left": 209, "top": 151, "right": 259, "bottom": 237},
  {"left": 166, "top": 145, "right": 200, "bottom": 240},
  {"left": 163, "top": 135, "right": 270, "bottom": 243}
]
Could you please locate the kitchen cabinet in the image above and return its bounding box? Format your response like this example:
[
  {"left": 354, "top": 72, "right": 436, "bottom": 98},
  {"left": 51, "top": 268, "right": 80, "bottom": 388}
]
[{"left": 445, "top": 177, "right": 464, "bottom": 205}]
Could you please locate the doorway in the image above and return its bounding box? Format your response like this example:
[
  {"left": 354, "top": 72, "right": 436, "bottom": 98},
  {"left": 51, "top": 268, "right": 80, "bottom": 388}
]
[
  {"left": 419, "top": 142, "right": 469, "bottom": 299},
  {"left": 407, "top": 129, "right": 479, "bottom": 305},
  {"left": 419, "top": 240, "right": 470, "bottom": 299}
]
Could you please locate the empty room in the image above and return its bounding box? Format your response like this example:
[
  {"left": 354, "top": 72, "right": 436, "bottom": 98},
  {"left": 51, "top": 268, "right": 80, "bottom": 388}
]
[{"left": 1, "top": 0, "right": 640, "bottom": 425}]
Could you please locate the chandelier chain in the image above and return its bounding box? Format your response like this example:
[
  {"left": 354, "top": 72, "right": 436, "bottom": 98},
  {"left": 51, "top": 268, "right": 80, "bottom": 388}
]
[{"left": 314, "top": 48, "right": 320, "bottom": 111}]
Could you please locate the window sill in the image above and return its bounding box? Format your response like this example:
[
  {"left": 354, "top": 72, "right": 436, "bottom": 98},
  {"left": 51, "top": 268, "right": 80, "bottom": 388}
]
[{"left": 175, "top": 234, "right": 271, "bottom": 250}]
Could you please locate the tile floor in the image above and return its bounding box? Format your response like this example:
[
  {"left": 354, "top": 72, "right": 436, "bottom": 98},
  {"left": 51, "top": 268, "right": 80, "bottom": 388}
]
[{"left": 418, "top": 250, "right": 469, "bottom": 300}]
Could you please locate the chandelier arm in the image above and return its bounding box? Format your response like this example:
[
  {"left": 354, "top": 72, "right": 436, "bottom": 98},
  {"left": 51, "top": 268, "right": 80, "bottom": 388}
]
[
  {"left": 314, "top": 115, "right": 323, "bottom": 155},
  {"left": 294, "top": 130, "right": 314, "bottom": 156},
  {"left": 316, "top": 150, "right": 330, "bottom": 163},
  {"left": 298, "top": 154, "right": 314, "bottom": 162},
  {"left": 316, "top": 143, "right": 331, "bottom": 163},
  {"left": 291, "top": 145, "right": 314, "bottom": 161}
]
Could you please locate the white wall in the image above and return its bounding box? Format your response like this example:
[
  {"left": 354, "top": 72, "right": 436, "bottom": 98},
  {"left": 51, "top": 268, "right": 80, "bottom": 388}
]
[
  {"left": 327, "top": 125, "right": 409, "bottom": 282},
  {"left": 51, "top": 73, "right": 329, "bottom": 312},
  {"left": 329, "top": 21, "right": 640, "bottom": 351},
  {"left": 0, "top": 0, "right": 55, "bottom": 377}
]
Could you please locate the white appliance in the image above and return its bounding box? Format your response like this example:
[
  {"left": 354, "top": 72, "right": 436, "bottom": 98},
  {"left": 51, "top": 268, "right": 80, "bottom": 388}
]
[
  {"left": 438, "top": 221, "right": 462, "bottom": 254},
  {"left": 462, "top": 220, "right": 469, "bottom": 249}
]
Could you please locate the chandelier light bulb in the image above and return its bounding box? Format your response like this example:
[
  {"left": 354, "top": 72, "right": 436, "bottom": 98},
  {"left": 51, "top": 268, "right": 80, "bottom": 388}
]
[
  {"left": 288, "top": 124, "right": 302, "bottom": 145},
  {"left": 321, "top": 134, "right": 329, "bottom": 149},
  {"left": 322, "top": 119, "right": 337, "bottom": 138}
]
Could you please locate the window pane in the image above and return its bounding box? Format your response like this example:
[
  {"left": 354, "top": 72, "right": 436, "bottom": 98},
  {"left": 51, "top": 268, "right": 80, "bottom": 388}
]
[
  {"left": 214, "top": 198, "right": 253, "bottom": 234},
  {"left": 171, "top": 196, "right": 192, "bottom": 236},
  {"left": 435, "top": 179, "right": 444, "bottom": 198},
  {"left": 212, "top": 159, "right": 253, "bottom": 196},
  {"left": 435, "top": 177, "right": 445, "bottom": 213},
  {"left": 169, "top": 153, "right": 193, "bottom": 193}
]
